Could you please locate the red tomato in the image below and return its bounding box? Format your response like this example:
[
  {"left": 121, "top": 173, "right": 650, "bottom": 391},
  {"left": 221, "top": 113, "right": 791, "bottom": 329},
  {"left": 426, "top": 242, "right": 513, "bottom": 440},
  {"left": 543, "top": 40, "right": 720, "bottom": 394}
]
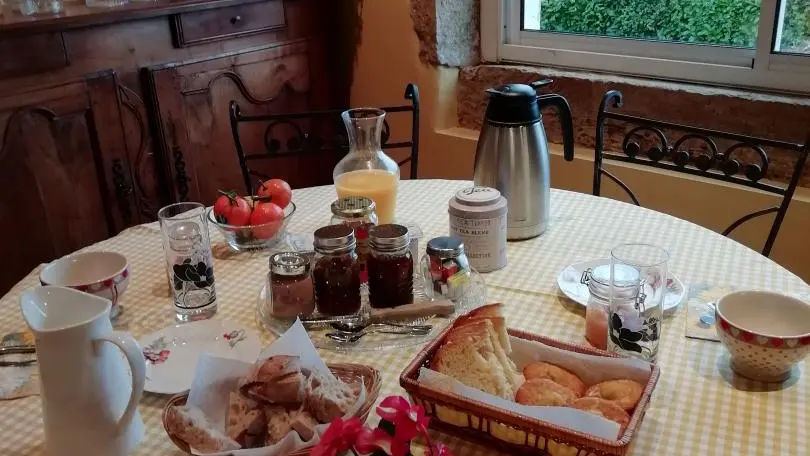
[
  {"left": 213, "top": 191, "right": 251, "bottom": 226},
  {"left": 256, "top": 179, "right": 292, "bottom": 208},
  {"left": 249, "top": 201, "right": 284, "bottom": 239}
]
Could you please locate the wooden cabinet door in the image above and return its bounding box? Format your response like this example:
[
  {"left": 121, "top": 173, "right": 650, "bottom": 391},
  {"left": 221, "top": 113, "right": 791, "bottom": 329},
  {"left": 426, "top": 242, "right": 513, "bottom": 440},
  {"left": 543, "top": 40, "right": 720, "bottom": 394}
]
[
  {"left": 0, "top": 71, "right": 139, "bottom": 293},
  {"left": 145, "top": 39, "right": 337, "bottom": 204}
]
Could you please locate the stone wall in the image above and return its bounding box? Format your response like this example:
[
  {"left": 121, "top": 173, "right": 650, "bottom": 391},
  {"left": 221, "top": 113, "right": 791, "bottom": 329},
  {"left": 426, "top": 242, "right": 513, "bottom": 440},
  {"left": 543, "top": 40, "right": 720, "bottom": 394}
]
[
  {"left": 458, "top": 65, "right": 810, "bottom": 186},
  {"left": 410, "top": 0, "right": 480, "bottom": 66}
]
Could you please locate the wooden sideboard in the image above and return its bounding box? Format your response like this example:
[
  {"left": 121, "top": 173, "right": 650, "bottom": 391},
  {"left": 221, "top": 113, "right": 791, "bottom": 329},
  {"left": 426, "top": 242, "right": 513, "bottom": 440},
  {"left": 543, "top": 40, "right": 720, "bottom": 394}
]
[{"left": 0, "top": 0, "right": 353, "bottom": 293}]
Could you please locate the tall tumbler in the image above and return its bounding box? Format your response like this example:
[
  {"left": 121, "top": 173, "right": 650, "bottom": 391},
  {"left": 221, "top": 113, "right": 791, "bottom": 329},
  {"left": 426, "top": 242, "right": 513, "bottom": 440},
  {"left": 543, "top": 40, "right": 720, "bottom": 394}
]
[
  {"left": 607, "top": 243, "right": 669, "bottom": 363},
  {"left": 158, "top": 202, "right": 218, "bottom": 322}
]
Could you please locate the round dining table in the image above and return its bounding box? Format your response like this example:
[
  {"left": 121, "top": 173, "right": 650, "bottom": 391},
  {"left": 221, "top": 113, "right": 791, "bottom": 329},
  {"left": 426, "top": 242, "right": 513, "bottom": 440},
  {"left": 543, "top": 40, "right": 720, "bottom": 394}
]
[{"left": 0, "top": 179, "right": 808, "bottom": 456}]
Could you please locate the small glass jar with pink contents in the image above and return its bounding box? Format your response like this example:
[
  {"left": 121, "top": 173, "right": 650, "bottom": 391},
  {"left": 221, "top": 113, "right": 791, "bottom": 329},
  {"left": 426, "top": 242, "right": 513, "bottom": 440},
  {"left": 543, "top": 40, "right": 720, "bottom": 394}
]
[{"left": 580, "top": 264, "right": 640, "bottom": 350}]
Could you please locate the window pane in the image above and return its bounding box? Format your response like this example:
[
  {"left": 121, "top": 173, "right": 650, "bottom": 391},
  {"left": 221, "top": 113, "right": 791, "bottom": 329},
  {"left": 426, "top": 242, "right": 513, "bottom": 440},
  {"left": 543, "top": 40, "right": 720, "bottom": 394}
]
[
  {"left": 776, "top": 0, "right": 810, "bottom": 54},
  {"left": 523, "top": 0, "right": 760, "bottom": 48}
]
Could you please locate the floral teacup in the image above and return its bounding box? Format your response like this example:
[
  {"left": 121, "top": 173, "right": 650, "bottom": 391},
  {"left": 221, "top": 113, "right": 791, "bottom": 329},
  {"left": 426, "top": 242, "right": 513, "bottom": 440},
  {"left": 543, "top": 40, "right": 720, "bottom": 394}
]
[{"left": 40, "top": 251, "right": 129, "bottom": 318}]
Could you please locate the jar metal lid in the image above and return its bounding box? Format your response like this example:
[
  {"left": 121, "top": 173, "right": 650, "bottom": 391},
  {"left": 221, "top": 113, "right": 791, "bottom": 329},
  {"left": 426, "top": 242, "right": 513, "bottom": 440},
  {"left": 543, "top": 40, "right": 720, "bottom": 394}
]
[
  {"left": 426, "top": 236, "right": 465, "bottom": 259},
  {"left": 369, "top": 224, "right": 410, "bottom": 251},
  {"left": 270, "top": 252, "right": 309, "bottom": 276},
  {"left": 314, "top": 225, "right": 356, "bottom": 253},
  {"left": 331, "top": 196, "right": 376, "bottom": 218},
  {"left": 449, "top": 186, "right": 508, "bottom": 219},
  {"left": 581, "top": 264, "right": 640, "bottom": 301}
]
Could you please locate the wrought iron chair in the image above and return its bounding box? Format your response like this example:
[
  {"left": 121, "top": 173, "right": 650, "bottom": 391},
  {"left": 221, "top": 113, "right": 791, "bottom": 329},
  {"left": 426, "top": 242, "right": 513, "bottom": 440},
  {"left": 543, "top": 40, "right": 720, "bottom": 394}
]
[
  {"left": 229, "top": 83, "right": 420, "bottom": 194},
  {"left": 593, "top": 89, "right": 809, "bottom": 257}
]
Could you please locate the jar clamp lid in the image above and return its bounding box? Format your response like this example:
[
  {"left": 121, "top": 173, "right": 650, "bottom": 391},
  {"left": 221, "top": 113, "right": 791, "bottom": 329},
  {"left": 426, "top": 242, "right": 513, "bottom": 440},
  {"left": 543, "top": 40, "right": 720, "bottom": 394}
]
[
  {"left": 426, "top": 236, "right": 465, "bottom": 259},
  {"left": 331, "top": 196, "right": 376, "bottom": 218},
  {"left": 270, "top": 252, "right": 309, "bottom": 276},
  {"left": 369, "top": 224, "right": 410, "bottom": 251},
  {"left": 314, "top": 225, "right": 356, "bottom": 253},
  {"left": 581, "top": 264, "right": 641, "bottom": 301}
]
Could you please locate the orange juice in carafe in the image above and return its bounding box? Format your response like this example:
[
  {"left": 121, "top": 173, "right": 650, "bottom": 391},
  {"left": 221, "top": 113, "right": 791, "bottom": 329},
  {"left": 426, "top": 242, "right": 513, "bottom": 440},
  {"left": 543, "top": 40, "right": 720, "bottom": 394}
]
[
  {"left": 334, "top": 107, "right": 401, "bottom": 223},
  {"left": 335, "top": 169, "right": 398, "bottom": 223}
]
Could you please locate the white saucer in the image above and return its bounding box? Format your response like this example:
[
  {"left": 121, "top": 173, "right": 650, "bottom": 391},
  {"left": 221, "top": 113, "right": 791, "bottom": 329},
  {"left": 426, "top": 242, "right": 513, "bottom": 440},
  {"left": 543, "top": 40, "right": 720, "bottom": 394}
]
[
  {"left": 557, "top": 259, "right": 686, "bottom": 316},
  {"left": 140, "top": 319, "right": 261, "bottom": 394}
]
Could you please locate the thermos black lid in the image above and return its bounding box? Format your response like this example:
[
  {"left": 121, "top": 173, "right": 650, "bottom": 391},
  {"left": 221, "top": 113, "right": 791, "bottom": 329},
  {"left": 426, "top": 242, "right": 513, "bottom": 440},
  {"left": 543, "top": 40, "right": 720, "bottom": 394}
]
[{"left": 484, "top": 82, "right": 545, "bottom": 125}]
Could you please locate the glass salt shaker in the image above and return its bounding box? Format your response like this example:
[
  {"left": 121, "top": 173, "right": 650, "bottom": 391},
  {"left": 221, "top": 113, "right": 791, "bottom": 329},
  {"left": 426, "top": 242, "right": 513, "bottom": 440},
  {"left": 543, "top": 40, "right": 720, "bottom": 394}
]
[
  {"left": 581, "top": 264, "right": 640, "bottom": 350},
  {"left": 268, "top": 252, "right": 314, "bottom": 319},
  {"left": 368, "top": 224, "right": 413, "bottom": 309},
  {"left": 330, "top": 196, "right": 378, "bottom": 283},
  {"left": 312, "top": 225, "right": 362, "bottom": 316}
]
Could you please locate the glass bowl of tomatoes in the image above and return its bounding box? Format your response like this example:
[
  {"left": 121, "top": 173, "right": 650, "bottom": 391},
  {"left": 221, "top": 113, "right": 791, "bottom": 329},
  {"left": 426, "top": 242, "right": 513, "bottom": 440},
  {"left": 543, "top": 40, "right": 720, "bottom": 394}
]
[{"left": 208, "top": 197, "right": 296, "bottom": 251}]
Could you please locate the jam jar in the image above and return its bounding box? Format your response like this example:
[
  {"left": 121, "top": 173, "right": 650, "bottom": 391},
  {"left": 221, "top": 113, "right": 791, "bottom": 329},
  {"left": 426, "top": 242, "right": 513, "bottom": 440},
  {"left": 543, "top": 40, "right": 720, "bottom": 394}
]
[
  {"left": 368, "top": 224, "right": 413, "bottom": 308},
  {"left": 312, "top": 225, "right": 362, "bottom": 316},
  {"left": 329, "top": 196, "right": 378, "bottom": 283},
  {"left": 268, "top": 252, "right": 315, "bottom": 319}
]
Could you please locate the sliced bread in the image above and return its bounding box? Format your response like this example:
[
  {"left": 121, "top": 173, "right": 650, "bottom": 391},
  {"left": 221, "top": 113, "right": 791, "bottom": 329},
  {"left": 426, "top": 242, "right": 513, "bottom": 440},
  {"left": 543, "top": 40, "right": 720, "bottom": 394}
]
[
  {"left": 433, "top": 320, "right": 515, "bottom": 399},
  {"left": 303, "top": 371, "right": 358, "bottom": 423},
  {"left": 165, "top": 405, "right": 241, "bottom": 453},
  {"left": 226, "top": 392, "right": 265, "bottom": 447}
]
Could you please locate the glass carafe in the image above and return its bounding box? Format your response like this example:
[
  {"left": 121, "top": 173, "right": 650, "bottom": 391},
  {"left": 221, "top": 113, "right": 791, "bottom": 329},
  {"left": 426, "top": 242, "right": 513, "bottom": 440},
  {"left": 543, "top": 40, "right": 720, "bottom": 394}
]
[{"left": 334, "top": 108, "right": 400, "bottom": 224}]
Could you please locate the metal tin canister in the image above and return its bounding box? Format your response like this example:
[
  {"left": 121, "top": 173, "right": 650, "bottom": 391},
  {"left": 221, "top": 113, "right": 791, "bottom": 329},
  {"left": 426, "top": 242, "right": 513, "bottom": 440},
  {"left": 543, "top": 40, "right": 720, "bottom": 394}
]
[{"left": 448, "top": 186, "right": 508, "bottom": 272}]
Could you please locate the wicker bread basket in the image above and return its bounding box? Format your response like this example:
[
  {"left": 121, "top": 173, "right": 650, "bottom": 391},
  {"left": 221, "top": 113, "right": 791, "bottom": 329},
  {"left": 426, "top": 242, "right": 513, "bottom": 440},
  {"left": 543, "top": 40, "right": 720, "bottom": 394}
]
[
  {"left": 400, "top": 326, "right": 660, "bottom": 456},
  {"left": 163, "top": 362, "right": 381, "bottom": 456}
]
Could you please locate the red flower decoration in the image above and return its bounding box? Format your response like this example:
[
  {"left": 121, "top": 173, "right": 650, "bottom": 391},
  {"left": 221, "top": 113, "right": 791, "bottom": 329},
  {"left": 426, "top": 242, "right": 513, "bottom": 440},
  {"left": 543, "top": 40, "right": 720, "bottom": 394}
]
[
  {"left": 376, "top": 396, "right": 430, "bottom": 443},
  {"left": 312, "top": 417, "right": 364, "bottom": 456},
  {"left": 122, "top": 269, "right": 129, "bottom": 278},
  {"left": 431, "top": 442, "right": 453, "bottom": 456},
  {"left": 103, "top": 278, "right": 114, "bottom": 288}
]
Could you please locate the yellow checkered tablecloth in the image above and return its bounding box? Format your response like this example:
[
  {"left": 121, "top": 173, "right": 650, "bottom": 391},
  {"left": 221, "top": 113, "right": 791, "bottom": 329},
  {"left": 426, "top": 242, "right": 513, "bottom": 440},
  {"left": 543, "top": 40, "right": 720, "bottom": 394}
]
[{"left": 1, "top": 179, "right": 808, "bottom": 456}]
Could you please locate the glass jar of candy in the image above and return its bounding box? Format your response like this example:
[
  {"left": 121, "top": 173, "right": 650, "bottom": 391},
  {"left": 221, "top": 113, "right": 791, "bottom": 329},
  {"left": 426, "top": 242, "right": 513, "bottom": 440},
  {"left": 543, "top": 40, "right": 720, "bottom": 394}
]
[
  {"left": 268, "top": 252, "right": 314, "bottom": 319},
  {"left": 421, "top": 236, "right": 473, "bottom": 302},
  {"left": 368, "top": 224, "right": 413, "bottom": 308},
  {"left": 312, "top": 225, "right": 362, "bottom": 316},
  {"left": 330, "top": 196, "right": 378, "bottom": 283}
]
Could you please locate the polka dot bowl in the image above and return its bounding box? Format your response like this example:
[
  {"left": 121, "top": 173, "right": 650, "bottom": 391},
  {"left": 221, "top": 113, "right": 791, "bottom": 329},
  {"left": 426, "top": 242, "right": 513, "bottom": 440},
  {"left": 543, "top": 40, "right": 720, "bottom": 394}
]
[{"left": 716, "top": 290, "right": 810, "bottom": 382}]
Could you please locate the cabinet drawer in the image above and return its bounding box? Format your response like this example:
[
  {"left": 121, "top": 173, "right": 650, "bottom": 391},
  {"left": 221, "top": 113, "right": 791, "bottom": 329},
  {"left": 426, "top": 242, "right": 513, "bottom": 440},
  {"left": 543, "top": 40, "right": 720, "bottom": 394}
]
[
  {"left": 171, "top": 0, "right": 286, "bottom": 47},
  {"left": 0, "top": 33, "right": 68, "bottom": 78}
]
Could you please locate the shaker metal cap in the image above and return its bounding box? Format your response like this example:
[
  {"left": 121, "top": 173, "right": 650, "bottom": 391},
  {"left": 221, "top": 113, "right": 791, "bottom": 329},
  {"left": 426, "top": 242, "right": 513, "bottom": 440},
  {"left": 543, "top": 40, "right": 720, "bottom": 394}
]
[
  {"left": 313, "top": 225, "right": 356, "bottom": 253},
  {"left": 369, "top": 224, "right": 410, "bottom": 251},
  {"left": 426, "top": 236, "right": 465, "bottom": 258},
  {"left": 270, "top": 252, "right": 309, "bottom": 276},
  {"left": 581, "top": 264, "right": 640, "bottom": 301},
  {"left": 330, "top": 196, "right": 376, "bottom": 218}
]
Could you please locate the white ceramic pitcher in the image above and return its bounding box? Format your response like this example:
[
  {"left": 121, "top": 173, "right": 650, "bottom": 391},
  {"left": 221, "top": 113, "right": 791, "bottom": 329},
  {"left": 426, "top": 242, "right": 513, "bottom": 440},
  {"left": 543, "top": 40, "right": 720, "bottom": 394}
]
[{"left": 21, "top": 286, "right": 146, "bottom": 456}]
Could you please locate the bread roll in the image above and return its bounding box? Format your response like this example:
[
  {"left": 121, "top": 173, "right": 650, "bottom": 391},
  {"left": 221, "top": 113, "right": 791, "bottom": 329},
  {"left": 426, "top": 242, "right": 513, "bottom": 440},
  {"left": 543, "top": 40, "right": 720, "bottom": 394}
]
[
  {"left": 515, "top": 378, "right": 577, "bottom": 406},
  {"left": 585, "top": 379, "right": 644, "bottom": 411},
  {"left": 523, "top": 362, "right": 586, "bottom": 397},
  {"left": 572, "top": 397, "right": 630, "bottom": 434}
]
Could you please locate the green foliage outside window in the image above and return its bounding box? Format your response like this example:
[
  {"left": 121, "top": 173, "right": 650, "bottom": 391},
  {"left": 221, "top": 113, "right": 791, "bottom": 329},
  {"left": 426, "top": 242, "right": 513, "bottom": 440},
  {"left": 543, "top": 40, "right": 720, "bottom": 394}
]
[{"left": 537, "top": 0, "right": 810, "bottom": 51}]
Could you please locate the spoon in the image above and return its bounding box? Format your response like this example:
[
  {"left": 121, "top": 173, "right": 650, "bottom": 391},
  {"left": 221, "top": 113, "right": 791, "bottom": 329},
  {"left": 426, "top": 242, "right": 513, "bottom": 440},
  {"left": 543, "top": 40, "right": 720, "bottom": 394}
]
[
  {"left": 326, "top": 327, "right": 432, "bottom": 343},
  {"left": 331, "top": 320, "right": 433, "bottom": 334}
]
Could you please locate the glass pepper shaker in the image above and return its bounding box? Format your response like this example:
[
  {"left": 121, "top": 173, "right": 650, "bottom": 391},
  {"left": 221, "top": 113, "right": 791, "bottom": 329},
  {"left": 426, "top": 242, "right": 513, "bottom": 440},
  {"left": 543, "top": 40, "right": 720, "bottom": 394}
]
[
  {"left": 368, "top": 224, "right": 413, "bottom": 308},
  {"left": 330, "top": 196, "right": 378, "bottom": 283},
  {"left": 421, "top": 236, "right": 472, "bottom": 302},
  {"left": 312, "top": 225, "right": 362, "bottom": 316},
  {"left": 268, "top": 252, "right": 314, "bottom": 319},
  {"left": 580, "top": 264, "right": 640, "bottom": 350}
]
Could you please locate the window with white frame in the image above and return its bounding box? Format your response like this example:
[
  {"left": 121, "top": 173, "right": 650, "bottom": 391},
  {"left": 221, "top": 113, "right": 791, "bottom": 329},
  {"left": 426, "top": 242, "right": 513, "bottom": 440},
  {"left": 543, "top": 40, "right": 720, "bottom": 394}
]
[{"left": 480, "top": 0, "right": 810, "bottom": 93}]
